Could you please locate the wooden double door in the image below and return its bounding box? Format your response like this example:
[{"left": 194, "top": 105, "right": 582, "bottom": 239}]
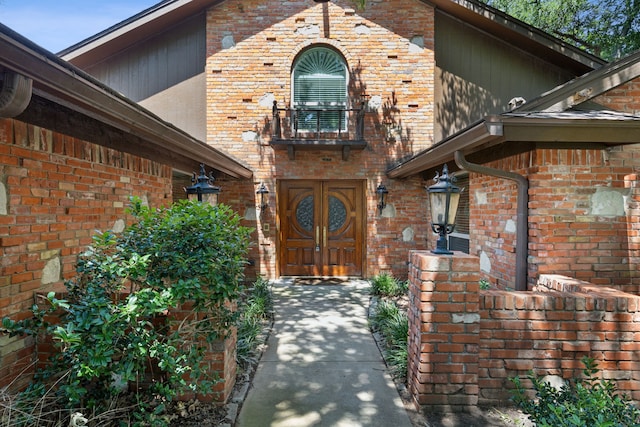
[{"left": 279, "top": 180, "right": 364, "bottom": 277}]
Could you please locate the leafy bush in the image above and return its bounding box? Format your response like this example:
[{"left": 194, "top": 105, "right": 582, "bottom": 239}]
[
  {"left": 370, "top": 273, "right": 408, "bottom": 297},
  {"left": 1, "top": 199, "right": 251, "bottom": 426},
  {"left": 370, "top": 300, "right": 408, "bottom": 378},
  {"left": 511, "top": 356, "right": 640, "bottom": 427}
]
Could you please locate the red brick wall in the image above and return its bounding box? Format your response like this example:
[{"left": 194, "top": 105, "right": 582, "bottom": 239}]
[
  {"left": 205, "top": 0, "right": 436, "bottom": 278},
  {"left": 0, "top": 118, "right": 172, "bottom": 390},
  {"left": 466, "top": 146, "right": 638, "bottom": 292},
  {"left": 466, "top": 155, "right": 528, "bottom": 289},
  {"left": 594, "top": 80, "right": 640, "bottom": 291},
  {"left": 407, "top": 251, "right": 480, "bottom": 411},
  {"left": 408, "top": 251, "right": 640, "bottom": 410},
  {"left": 169, "top": 303, "right": 237, "bottom": 403},
  {"left": 594, "top": 77, "right": 640, "bottom": 114},
  {"left": 529, "top": 147, "right": 638, "bottom": 291},
  {"left": 480, "top": 274, "right": 640, "bottom": 405}
]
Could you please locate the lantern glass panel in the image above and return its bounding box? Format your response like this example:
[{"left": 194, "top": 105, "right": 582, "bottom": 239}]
[
  {"left": 203, "top": 192, "right": 218, "bottom": 206},
  {"left": 429, "top": 191, "right": 460, "bottom": 225},
  {"left": 447, "top": 192, "right": 461, "bottom": 224}
]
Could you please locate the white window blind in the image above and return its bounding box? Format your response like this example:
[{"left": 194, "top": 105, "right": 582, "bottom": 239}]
[{"left": 293, "top": 47, "right": 347, "bottom": 132}]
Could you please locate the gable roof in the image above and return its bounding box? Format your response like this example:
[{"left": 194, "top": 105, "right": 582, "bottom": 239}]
[
  {"left": 60, "top": 0, "right": 221, "bottom": 68},
  {"left": 387, "top": 50, "right": 640, "bottom": 178},
  {"left": 0, "top": 24, "right": 251, "bottom": 179},
  {"left": 60, "top": 0, "right": 604, "bottom": 74}
]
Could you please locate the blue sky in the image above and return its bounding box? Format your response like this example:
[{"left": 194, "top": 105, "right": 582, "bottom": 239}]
[{"left": 0, "top": 0, "right": 159, "bottom": 53}]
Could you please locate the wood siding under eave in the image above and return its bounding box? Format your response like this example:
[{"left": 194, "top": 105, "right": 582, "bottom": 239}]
[
  {"left": 434, "top": 11, "right": 576, "bottom": 142},
  {"left": 82, "top": 14, "right": 207, "bottom": 141}
]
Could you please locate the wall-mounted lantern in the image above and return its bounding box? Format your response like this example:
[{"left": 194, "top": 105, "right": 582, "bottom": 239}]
[
  {"left": 256, "top": 182, "right": 269, "bottom": 211},
  {"left": 185, "top": 164, "right": 220, "bottom": 206},
  {"left": 376, "top": 183, "right": 389, "bottom": 214},
  {"left": 427, "top": 164, "right": 460, "bottom": 254}
]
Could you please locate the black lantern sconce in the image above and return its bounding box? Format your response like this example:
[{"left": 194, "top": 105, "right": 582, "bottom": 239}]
[
  {"left": 185, "top": 164, "right": 220, "bottom": 206},
  {"left": 376, "top": 183, "right": 389, "bottom": 214},
  {"left": 256, "top": 182, "right": 269, "bottom": 211},
  {"left": 427, "top": 164, "right": 461, "bottom": 255}
]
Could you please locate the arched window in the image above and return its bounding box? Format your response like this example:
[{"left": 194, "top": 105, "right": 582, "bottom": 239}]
[{"left": 292, "top": 47, "right": 348, "bottom": 132}]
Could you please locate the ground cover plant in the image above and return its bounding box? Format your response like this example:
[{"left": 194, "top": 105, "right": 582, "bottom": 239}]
[
  {"left": 236, "top": 276, "right": 274, "bottom": 370},
  {"left": 1, "top": 199, "right": 251, "bottom": 427},
  {"left": 369, "top": 274, "right": 409, "bottom": 379},
  {"left": 370, "top": 272, "right": 408, "bottom": 297},
  {"left": 511, "top": 356, "right": 640, "bottom": 427}
]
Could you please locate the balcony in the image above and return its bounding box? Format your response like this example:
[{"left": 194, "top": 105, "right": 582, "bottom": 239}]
[{"left": 270, "top": 101, "right": 367, "bottom": 160}]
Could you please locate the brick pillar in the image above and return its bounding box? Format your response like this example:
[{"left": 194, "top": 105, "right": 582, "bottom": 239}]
[
  {"left": 407, "top": 250, "right": 480, "bottom": 412},
  {"left": 170, "top": 303, "right": 237, "bottom": 403}
]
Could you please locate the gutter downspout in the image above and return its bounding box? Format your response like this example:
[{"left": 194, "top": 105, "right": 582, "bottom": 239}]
[
  {"left": 454, "top": 151, "right": 529, "bottom": 291},
  {"left": 0, "top": 71, "right": 32, "bottom": 118}
]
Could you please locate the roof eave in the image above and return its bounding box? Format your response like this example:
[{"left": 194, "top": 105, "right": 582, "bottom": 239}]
[
  {"left": 0, "top": 24, "right": 252, "bottom": 180},
  {"left": 387, "top": 114, "right": 640, "bottom": 178},
  {"left": 516, "top": 49, "right": 640, "bottom": 113},
  {"left": 59, "top": 0, "right": 222, "bottom": 68},
  {"left": 387, "top": 119, "right": 504, "bottom": 178}
]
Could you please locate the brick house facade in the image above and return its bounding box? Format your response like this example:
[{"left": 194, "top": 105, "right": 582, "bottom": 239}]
[
  {"left": 60, "top": 0, "right": 603, "bottom": 282},
  {"left": 205, "top": 0, "right": 437, "bottom": 278},
  {"left": 1, "top": 0, "right": 639, "bottom": 409},
  {"left": 0, "top": 28, "right": 251, "bottom": 390},
  {"left": 390, "top": 51, "right": 640, "bottom": 292}
]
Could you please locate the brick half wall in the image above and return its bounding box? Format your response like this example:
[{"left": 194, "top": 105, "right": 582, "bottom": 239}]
[{"left": 408, "top": 250, "right": 640, "bottom": 412}]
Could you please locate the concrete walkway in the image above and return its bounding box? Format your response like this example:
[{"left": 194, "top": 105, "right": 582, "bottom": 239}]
[{"left": 237, "top": 279, "right": 414, "bottom": 427}]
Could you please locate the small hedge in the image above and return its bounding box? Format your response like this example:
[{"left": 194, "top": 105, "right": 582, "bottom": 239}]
[
  {"left": 511, "top": 356, "right": 640, "bottom": 427},
  {"left": 1, "top": 199, "right": 252, "bottom": 427},
  {"left": 236, "top": 276, "right": 273, "bottom": 369}
]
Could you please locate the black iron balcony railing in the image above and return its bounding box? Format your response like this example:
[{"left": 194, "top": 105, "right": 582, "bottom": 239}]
[
  {"left": 271, "top": 101, "right": 365, "bottom": 141},
  {"left": 270, "top": 101, "right": 367, "bottom": 160}
]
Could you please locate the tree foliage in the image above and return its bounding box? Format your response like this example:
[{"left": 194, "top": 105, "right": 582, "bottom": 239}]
[{"left": 480, "top": 0, "right": 640, "bottom": 61}]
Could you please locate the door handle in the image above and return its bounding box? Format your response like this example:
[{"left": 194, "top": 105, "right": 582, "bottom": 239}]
[
  {"left": 323, "top": 226, "right": 327, "bottom": 247},
  {"left": 316, "top": 226, "right": 320, "bottom": 245}
]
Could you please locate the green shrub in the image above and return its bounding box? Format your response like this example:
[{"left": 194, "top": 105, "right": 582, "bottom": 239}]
[
  {"left": 237, "top": 276, "right": 273, "bottom": 368},
  {"left": 370, "top": 300, "right": 408, "bottom": 378},
  {"left": 1, "top": 199, "right": 252, "bottom": 426},
  {"left": 370, "top": 299, "right": 400, "bottom": 328},
  {"left": 386, "top": 344, "right": 408, "bottom": 378},
  {"left": 511, "top": 356, "right": 640, "bottom": 427},
  {"left": 370, "top": 273, "right": 407, "bottom": 297}
]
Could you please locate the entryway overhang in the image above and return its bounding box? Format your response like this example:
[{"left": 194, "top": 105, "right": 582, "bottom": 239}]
[
  {"left": 0, "top": 24, "right": 252, "bottom": 179},
  {"left": 387, "top": 110, "right": 640, "bottom": 179}
]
